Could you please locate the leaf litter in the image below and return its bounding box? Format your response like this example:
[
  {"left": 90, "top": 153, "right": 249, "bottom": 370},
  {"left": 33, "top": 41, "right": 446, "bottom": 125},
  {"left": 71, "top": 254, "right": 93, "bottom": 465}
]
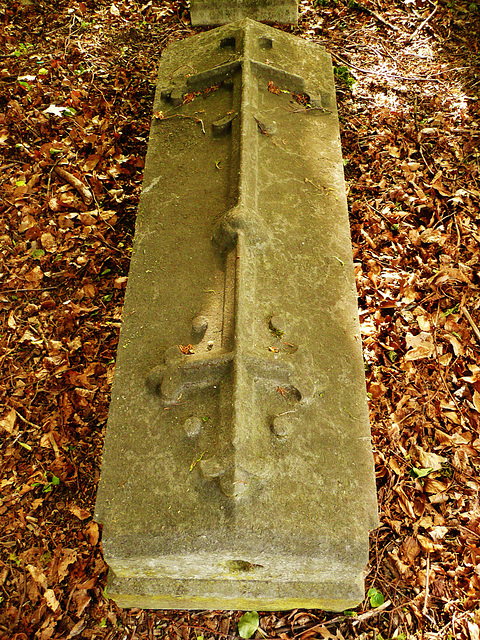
[{"left": 0, "top": 0, "right": 479, "bottom": 639}]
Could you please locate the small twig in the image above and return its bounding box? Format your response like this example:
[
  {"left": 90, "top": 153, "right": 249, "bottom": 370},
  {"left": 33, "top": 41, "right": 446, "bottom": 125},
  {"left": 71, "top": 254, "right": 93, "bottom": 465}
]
[
  {"left": 275, "top": 600, "right": 392, "bottom": 636},
  {"left": 2, "top": 198, "right": 19, "bottom": 210},
  {"left": 54, "top": 166, "right": 93, "bottom": 204},
  {"left": 168, "top": 63, "right": 196, "bottom": 81},
  {"left": 459, "top": 524, "right": 480, "bottom": 538},
  {"left": 330, "top": 50, "right": 465, "bottom": 83},
  {"left": 461, "top": 305, "right": 480, "bottom": 345},
  {"left": 364, "top": 200, "right": 399, "bottom": 225},
  {"left": 419, "top": 144, "right": 435, "bottom": 176},
  {"left": 423, "top": 552, "right": 431, "bottom": 616},
  {"left": 407, "top": 4, "right": 438, "bottom": 43},
  {"left": 284, "top": 105, "right": 332, "bottom": 115},
  {"left": 48, "top": 432, "right": 61, "bottom": 457},
  {"left": 253, "top": 115, "right": 270, "bottom": 135},
  {"left": 12, "top": 408, "right": 42, "bottom": 430},
  {"left": 46, "top": 160, "right": 59, "bottom": 200},
  {"left": 453, "top": 214, "right": 462, "bottom": 250},
  {"left": 432, "top": 304, "right": 465, "bottom": 419},
  {"left": 1, "top": 285, "right": 61, "bottom": 294},
  {"left": 353, "top": 599, "right": 392, "bottom": 625},
  {"left": 65, "top": 581, "right": 79, "bottom": 613},
  {"left": 364, "top": 7, "right": 399, "bottom": 32},
  {"left": 304, "top": 177, "right": 330, "bottom": 192},
  {"left": 154, "top": 112, "right": 205, "bottom": 134}
]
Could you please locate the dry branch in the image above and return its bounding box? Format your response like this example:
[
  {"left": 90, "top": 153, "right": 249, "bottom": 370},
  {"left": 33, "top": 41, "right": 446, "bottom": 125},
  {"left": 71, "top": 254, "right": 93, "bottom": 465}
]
[
  {"left": 406, "top": 4, "right": 438, "bottom": 43},
  {"left": 54, "top": 166, "right": 93, "bottom": 205},
  {"left": 462, "top": 306, "right": 480, "bottom": 345}
]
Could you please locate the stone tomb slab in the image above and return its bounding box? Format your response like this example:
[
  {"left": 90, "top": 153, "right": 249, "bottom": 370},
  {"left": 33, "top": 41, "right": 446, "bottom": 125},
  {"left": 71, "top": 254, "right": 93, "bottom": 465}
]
[
  {"left": 95, "top": 19, "right": 378, "bottom": 611},
  {"left": 190, "top": 0, "right": 298, "bottom": 25}
]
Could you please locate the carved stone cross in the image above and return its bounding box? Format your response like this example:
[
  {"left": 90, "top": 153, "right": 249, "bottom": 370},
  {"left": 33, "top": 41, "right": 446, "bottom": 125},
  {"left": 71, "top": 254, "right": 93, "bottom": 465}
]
[{"left": 95, "top": 19, "right": 378, "bottom": 612}]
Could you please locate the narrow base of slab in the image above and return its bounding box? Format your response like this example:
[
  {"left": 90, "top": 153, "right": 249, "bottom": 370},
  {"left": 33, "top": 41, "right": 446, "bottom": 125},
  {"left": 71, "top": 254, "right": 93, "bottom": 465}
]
[
  {"left": 190, "top": 0, "right": 298, "bottom": 25},
  {"left": 106, "top": 570, "right": 365, "bottom": 611}
]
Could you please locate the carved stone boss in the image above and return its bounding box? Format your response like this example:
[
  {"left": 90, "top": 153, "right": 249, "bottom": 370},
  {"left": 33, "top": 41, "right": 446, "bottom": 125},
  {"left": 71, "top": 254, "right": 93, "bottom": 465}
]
[{"left": 95, "top": 20, "right": 378, "bottom": 611}]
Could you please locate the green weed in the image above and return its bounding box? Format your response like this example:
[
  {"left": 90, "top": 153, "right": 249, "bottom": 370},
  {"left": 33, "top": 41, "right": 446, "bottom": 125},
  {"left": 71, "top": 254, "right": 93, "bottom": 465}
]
[{"left": 334, "top": 65, "right": 356, "bottom": 89}]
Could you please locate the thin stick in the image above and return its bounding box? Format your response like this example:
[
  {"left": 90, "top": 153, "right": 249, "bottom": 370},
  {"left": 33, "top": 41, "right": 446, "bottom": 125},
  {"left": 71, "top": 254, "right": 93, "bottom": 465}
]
[
  {"left": 154, "top": 112, "right": 205, "bottom": 134},
  {"left": 330, "top": 50, "right": 469, "bottom": 83},
  {"left": 54, "top": 166, "right": 93, "bottom": 204},
  {"left": 1, "top": 285, "right": 61, "bottom": 294},
  {"left": 364, "top": 7, "right": 398, "bottom": 32},
  {"left": 352, "top": 599, "right": 392, "bottom": 625},
  {"left": 13, "top": 408, "right": 41, "bottom": 430},
  {"left": 423, "top": 552, "right": 430, "bottom": 616},
  {"left": 274, "top": 600, "right": 392, "bottom": 635},
  {"left": 407, "top": 4, "right": 438, "bottom": 43},
  {"left": 461, "top": 306, "right": 480, "bottom": 345}
]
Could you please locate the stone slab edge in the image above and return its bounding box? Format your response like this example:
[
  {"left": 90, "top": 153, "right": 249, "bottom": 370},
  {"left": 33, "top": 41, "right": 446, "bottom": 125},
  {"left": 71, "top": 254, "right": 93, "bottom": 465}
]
[{"left": 105, "top": 573, "right": 365, "bottom": 611}]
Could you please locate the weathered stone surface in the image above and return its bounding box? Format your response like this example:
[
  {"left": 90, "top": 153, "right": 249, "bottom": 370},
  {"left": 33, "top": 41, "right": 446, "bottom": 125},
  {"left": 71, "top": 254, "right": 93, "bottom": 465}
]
[
  {"left": 190, "top": 0, "right": 298, "bottom": 26},
  {"left": 95, "top": 19, "right": 378, "bottom": 611}
]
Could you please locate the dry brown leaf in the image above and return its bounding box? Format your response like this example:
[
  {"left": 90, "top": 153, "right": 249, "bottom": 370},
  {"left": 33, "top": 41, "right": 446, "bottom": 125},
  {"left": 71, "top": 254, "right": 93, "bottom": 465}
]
[
  {"left": 395, "top": 487, "right": 416, "bottom": 519},
  {"left": 423, "top": 477, "right": 450, "bottom": 494},
  {"left": 44, "top": 588, "right": 60, "bottom": 612},
  {"left": 446, "top": 334, "right": 464, "bottom": 356},
  {"left": 67, "top": 619, "right": 87, "bottom": 639},
  {"left": 417, "top": 534, "right": 436, "bottom": 553},
  {"left": 57, "top": 549, "right": 77, "bottom": 581},
  {"left": 38, "top": 616, "right": 56, "bottom": 640},
  {"left": 369, "top": 381, "right": 386, "bottom": 398},
  {"left": 473, "top": 390, "right": 480, "bottom": 413},
  {"left": 462, "top": 366, "right": 480, "bottom": 383},
  {"left": 26, "top": 564, "right": 48, "bottom": 590},
  {"left": 70, "top": 505, "right": 90, "bottom": 520},
  {"left": 431, "top": 267, "right": 472, "bottom": 285},
  {"left": 73, "top": 589, "right": 91, "bottom": 617},
  {"left": 0, "top": 408, "right": 17, "bottom": 434},
  {"left": 413, "top": 445, "right": 447, "bottom": 471},
  {"left": 453, "top": 448, "right": 471, "bottom": 473},
  {"left": 114, "top": 276, "right": 128, "bottom": 288},
  {"left": 400, "top": 536, "right": 421, "bottom": 564},
  {"left": 430, "top": 525, "right": 449, "bottom": 541},
  {"left": 429, "top": 171, "right": 451, "bottom": 197},
  {"left": 387, "top": 145, "right": 400, "bottom": 157},
  {"left": 82, "top": 283, "right": 96, "bottom": 298},
  {"left": 25, "top": 265, "right": 45, "bottom": 286},
  {"left": 420, "top": 228, "right": 446, "bottom": 245},
  {"left": 85, "top": 520, "right": 100, "bottom": 545},
  {"left": 429, "top": 493, "right": 449, "bottom": 504},
  {"left": 40, "top": 433, "right": 52, "bottom": 448},
  {"left": 439, "top": 353, "right": 452, "bottom": 366},
  {"left": 388, "top": 548, "right": 413, "bottom": 580},
  {"left": 40, "top": 232, "right": 57, "bottom": 252},
  {"left": 388, "top": 456, "right": 404, "bottom": 476},
  {"left": 404, "top": 332, "right": 435, "bottom": 361},
  {"left": 417, "top": 315, "right": 431, "bottom": 331},
  {"left": 468, "top": 621, "right": 480, "bottom": 640},
  {"left": 83, "top": 153, "right": 102, "bottom": 171},
  {"left": 7, "top": 310, "right": 17, "bottom": 329},
  {"left": 315, "top": 626, "right": 342, "bottom": 639}
]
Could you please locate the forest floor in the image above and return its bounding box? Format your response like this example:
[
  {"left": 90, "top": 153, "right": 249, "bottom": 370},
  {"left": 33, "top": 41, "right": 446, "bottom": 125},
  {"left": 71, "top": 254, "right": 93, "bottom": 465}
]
[{"left": 0, "top": 0, "right": 479, "bottom": 638}]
